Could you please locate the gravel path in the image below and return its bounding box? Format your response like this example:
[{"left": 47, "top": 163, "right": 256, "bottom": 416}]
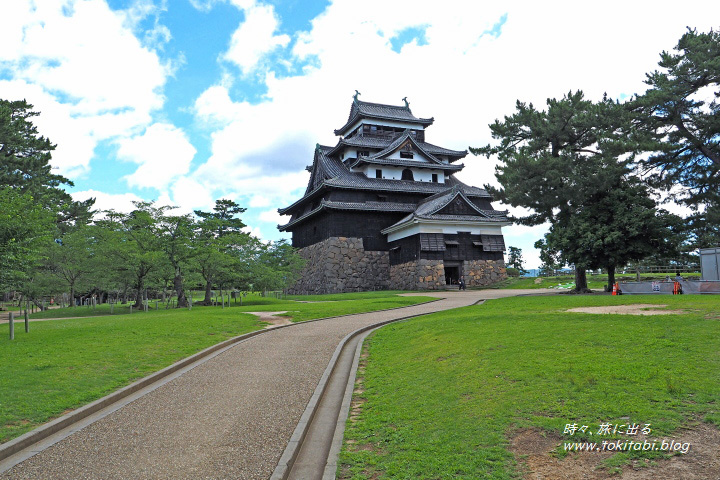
[{"left": 2, "top": 289, "right": 553, "bottom": 479}]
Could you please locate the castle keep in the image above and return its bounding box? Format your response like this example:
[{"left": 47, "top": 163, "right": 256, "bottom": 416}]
[{"left": 278, "top": 95, "right": 510, "bottom": 294}]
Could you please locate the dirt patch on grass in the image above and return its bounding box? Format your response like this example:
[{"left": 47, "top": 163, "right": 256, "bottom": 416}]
[
  {"left": 511, "top": 424, "right": 720, "bottom": 479},
  {"left": 245, "top": 311, "right": 292, "bottom": 328},
  {"left": 566, "top": 304, "right": 686, "bottom": 316}
]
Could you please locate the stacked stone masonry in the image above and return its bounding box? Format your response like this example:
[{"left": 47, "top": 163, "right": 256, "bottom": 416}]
[
  {"left": 288, "top": 238, "right": 507, "bottom": 293},
  {"left": 288, "top": 237, "right": 390, "bottom": 295},
  {"left": 389, "top": 259, "right": 446, "bottom": 290},
  {"left": 464, "top": 259, "right": 507, "bottom": 286}
]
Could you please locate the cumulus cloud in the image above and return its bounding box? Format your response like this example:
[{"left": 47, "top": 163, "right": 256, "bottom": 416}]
[
  {"left": 117, "top": 123, "right": 197, "bottom": 190},
  {"left": 249, "top": 195, "right": 271, "bottom": 207},
  {"left": 242, "top": 225, "right": 264, "bottom": 239},
  {"left": 72, "top": 189, "right": 143, "bottom": 215},
  {"left": 187, "top": 0, "right": 720, "bottom": 261},
  {"left": 258, "top": 208, "right": 288, "bottom": 224},
  {"left": 0, "top": 0, "right": 170, "bottom": 178},
  {"left": 223, "top": 0, "right": 290, "bottom": 75}
]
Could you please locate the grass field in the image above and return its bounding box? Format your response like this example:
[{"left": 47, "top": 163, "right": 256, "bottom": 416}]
[
  {"left": 0, "top": 291, "right": 432, "bottom": 444},
  {"left": 339, "top": 294, "right": 720, "bottom": 479},
  {"left": 497, "top": 273, "right": 702, "bottom": 290}
]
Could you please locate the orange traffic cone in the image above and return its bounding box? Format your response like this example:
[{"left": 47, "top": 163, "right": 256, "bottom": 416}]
[{"left": 612, "top": 283, "right": 618, "bottom": 295}]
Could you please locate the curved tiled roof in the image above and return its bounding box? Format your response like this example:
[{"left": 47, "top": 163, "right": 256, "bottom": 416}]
[
  {"left": 278, "top": 199, "right": 415, "bottom": 231},
  {"left": 278, "top": 148, "right": 490, "bottom": 216},
  {"left": 381, "top": 186, "right": 510, "bottom": 233},
  {"left": 325, "top": 135, "right": 467, "bottom": 160},
  {"left": 334, "top": 99, "right": 434, "bottom": 136},
  {"left": 346, "top": 131, "right": 465, "bottom": 170}
]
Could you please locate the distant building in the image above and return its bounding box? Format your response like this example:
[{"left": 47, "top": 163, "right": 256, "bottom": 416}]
[{"left": 278, "top": 94, "right": 510, "bottom": 293}]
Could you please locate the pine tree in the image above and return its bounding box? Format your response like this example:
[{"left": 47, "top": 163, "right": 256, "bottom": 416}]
[
  {"left": 0, "top": 99, "right": 94, "bottom": 229},
  {"left": 632, "top": 28, "right": 720, "bottom": 245},
  {"left": 472, "top": 91, "right": 677, "bottom": 292}
]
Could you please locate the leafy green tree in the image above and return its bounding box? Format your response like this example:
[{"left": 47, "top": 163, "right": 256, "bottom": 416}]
[
  {"left": 44, "top": 226, "right": 101, "bottom": 307},
  {"left": 685, "top": 201, "right": 720, "bottom": 247},
  {"left": 157, "top": 212, "right": 197, "bottom": 308},
  {"left": 541, "top": 175, "right": 680, "bottom": 290},
  {"left": 250, "top": 240, "right": 305, "bottom": 294},
  {"left": 472, "top": 91, "right": 671, "bottom": 292},
  {"left": 534, "top": 238, "right": 563, "bottom": 277},
  {"left": 194, "top": 199, "right": 248, "bottom": 305},
  {"left": 0, "top": 189, "right": 54, "bottom": 291},
  {"left": 98, "top": 203, "right": 167, "bottom": 308},
  {"left": 506, "top": 246, "right": 526, "bottom": 275},
  {"left": 0, "top": 99, "right": 94, "bottom": 230}
]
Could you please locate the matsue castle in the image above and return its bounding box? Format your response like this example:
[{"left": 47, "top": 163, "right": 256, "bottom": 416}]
[{"left": 278, "top": 94, "right": 511, "bottom": 294}]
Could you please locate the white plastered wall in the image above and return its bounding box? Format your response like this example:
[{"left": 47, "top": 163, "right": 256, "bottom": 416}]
[{"left": 386, "top": 222, "right": 505, "bottom": 242}]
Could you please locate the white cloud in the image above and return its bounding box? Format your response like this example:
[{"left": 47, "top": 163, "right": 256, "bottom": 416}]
[
  {"left": 223, "top": 1, "right": 290, "bottom": 75},
  {"left": 190, "top": 0, "right": 720, "bottom": 250},
  {"left": 169, "top": 176, "right": 215, "bottom": 213},
  {"left": 117, "top": 123, "right": 197, "bottom": 190},
  {"left": 72, "top": 189, "right": 143, "bottom": 215},
  {"left": 188, "top": 0, "right": 221, "bottom": 12},
  {"left": 242, "top": 225, "right": 263, "bottom": 239},
  {"left": 258, "top": 208, "right": 287, "bottom": 224},
  {"left": 249, "top": 195, "right": 271, "bottom": 207},
  {"left": 0, "top": 0, "right": 170, "bottom": 178}
]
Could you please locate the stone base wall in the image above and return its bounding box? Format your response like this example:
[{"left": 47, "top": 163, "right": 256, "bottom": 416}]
[
  {"left": 287, "top": 237, "right": 389, "bottom": 295},
  {"left": 464, "top": 259, "right": 507, "bottom": 286},
  {"left": 390, "top": 259, "right": 446, "bottom": 290}
]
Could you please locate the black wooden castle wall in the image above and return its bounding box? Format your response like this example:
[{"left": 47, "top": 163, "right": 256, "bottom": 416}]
[
  {"left": 388, "top": 232, "right": 504, "bottom": 266},
  {"left": 291, "top": 210, "right": 407, "bottom": 250}
]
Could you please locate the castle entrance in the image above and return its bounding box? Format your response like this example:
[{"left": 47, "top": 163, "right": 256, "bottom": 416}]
[{"left": 444, "top": 263, "right": 460, "bottom": 285}]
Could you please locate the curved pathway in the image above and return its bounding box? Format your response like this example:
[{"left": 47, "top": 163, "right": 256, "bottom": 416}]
[{"left": 1, "top": 289, "right": 554, "bottom": 479}]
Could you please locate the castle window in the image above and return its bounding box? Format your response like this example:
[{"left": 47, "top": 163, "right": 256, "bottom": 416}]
[
  {"left": 400, "top": 151, "right": 414, "bottom": 159},
  {"left": 432, "top": 173, "right": 438, "bottom": 183},
  {"left": 401, "top": 168, "right": 414, "bottom": 181},
  {"left": 359, "top": 150, "right": 370, "bottom": 157},
  {"left": 377, "top": 195, "right": 387, "bottom": 202},
  {"left": 480, "top": 235, "right": 506, "bottom": 251},
  {"left": 376, "top": 169, "right": 382, "bottom": 178}
]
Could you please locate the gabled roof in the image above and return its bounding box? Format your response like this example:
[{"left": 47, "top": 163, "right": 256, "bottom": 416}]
[
  {"left": 415, "top": 185, "right": 496, "bottom": 217},
  {"left": 325, "top": 135, "right": 467, "bottom": 161},
  {"left": 278, "top": 146, "right": 491, "bottom": 216},
  {"left": 334, "top": 99, "right": 434, "bottom": 136},
  {"left": 373, "top": 131, "right": 441, "bottom": 162},
  {"left": 381, "top": 186, "right": 510, "bottom": 234},
  {"left": 347, "top": 131, "right": 463, "bottom": 170}
]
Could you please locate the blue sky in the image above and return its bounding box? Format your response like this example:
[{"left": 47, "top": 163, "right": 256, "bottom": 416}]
[{"left": 1, "top": 0, "right": 718, "bottom": 268}]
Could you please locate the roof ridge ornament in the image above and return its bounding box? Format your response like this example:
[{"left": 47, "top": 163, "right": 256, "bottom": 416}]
[
  {"left": 402, "top": 97, "right": 409, "bottom": 108},
  {"left": 353, "top": 90, "right": 361, "bottom": 103}
]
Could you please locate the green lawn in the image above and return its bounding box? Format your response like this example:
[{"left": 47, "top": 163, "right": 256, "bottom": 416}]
[
  {"left": 498, "top": 273, "right": 702, "bottom": 290},
  {"left": 0, "top": 292, "right": 432, "bottom": 444},
  {"left": 340, "top": 294, "right": 720, "bottom": 479}
]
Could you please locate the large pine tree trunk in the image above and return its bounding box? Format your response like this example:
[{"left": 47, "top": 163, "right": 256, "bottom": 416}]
[
  {"left": 574, "top": 267, "right": 591, "bottom": 293},
  {"left": 606, "top": 265, "right": 616, "bottom": 292},
  {"left": 174, "top": 269, "right": 188, "bottom": 307}
]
